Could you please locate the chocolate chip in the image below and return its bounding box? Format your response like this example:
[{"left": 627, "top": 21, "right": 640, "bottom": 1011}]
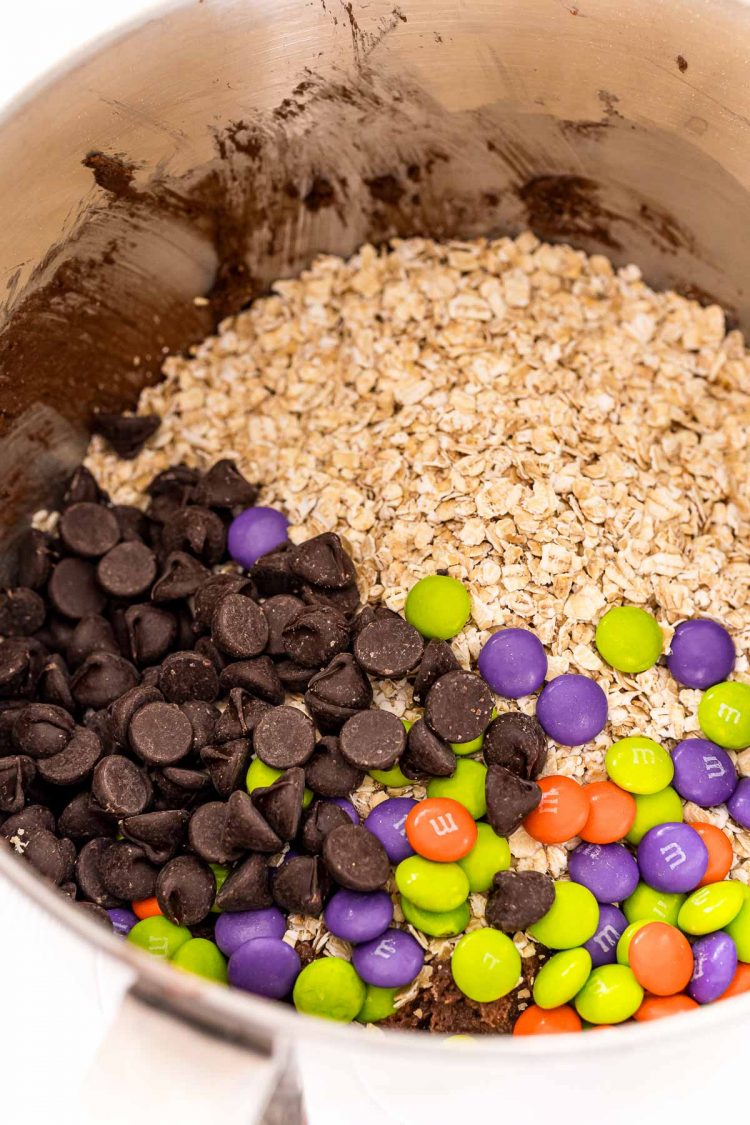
[
  {"left": 37, "top": 653, "right": 74, "bottom": 712},
  {"left": 92, "top": 756, "right": 153, "bottom": 817},
  {"left": 71, "top": 652, "right": 139, "bottom": 709},
  {"left": 158, "top": 651, "right": 219, "bottom": 703},
  {"left": 1, "top": 804, "right": 56, "bottom": 840},
  {"left": 0, "top": 588, "right": 46, "bottom": 636},
  {"left": 58, "top": 792, "right": 116, "bottom": 840},
  {"left": 123, "top": 604, "right": 177, "bottom": 665},
  {"left": 353, "top": 616, "right": 424, "bottom": 679},
  {"left": 13, "top": 703, "right": 74, "bottom": 759},
  {"left": 23, "top": 828, "right": 76, "bottom": 886},
  {"left": 108, "top": 684, "right": 163, "bottom": 746},
  {"left": 300, "top": 582, "right": 360, "bottom": 618},
  {"left": 214, "top": 690, "right": 269, "bottom": 744},
  {"left": 75, "top": 838, "right": 121, "bottom": 906},
  {"left": 96, "top": 541, "right": 157, "bottom": 599},
  {"left": 125, "top": 701, "right": 192, "bottom": 767},
  {"left": 425, "top": 670, "right": 493, "bottom": 743},
  {"left": 201, "top": 738, "right": 250, "bottom": 798},
  {"left": 272, "top": 855, "right": 328, "bottom": 915},
  {"left": 219, "top": 656, "right": 284, "bottom": 703},
  {"left": 282, "top": 606, "right": 349, "bottom": 669},
  {"left": 0, "top": 755, "right": 35, "bottom": 812},
  {"left": 486, "top": 870, "right": 555, "bottom": 933},
  {"left": 304, "top": 736, "right": 364, "bottom": 797},
  {"left": 221, "top": 789, "right": 283, "bottom": 854},
  {"left": 253, "top": 706, "right": 316, "bottom": 769},
  {"left": 350, "top": 605, "right": 401, "bottom": 639},
  {"left": 120, "top": 809, "right": 189, "bottom": 864},
  {"left": 92, "top": 412, "right": 161, "bottom": 459},
  {"left": 99, "top": 841, "right": 158, "bottom": 900},
  {"left": 211, "top": 593, "right": 269, "bottom": 659},
  {"left": 401, "top": 718, "right": 456, "bottom": 780},
  {"left": 191, "top": 459, "right": 258, "bottom": 510},
  {"left": 17, "top": 529, "right": 53, "bottom": 591},
  {"left": 48, "top": 558, "right": 106, "bottom": 619},
  {"left": 78, "top": 901, "right": 112, "bottom": 925},
  {"left": 154, "top": 766, "right": 212, "bottom": 809},
  {"left": 216, "top": 854, "right": 272, "bottom": 912},
  {"left": 193, "top": 573, "right": 257, "bottom": 632},
  {"left": 60, "top": 503, "right": 120, "bottom": 559},
  {"left": 289, "top": 533, "right": 356, "bottom": 589},
  {"left": 179, "top": 700, "right": 218, "bottom": 751},
  {"left": 161, "top": 506, "right": 226, "bottom": 565},
  {"left": 151, "top": 552, "right": 209, "bottom": 602},
  {"left": 194, "top": 636, "right": 226, "bottom": 674},
  {"left": 262, "top": 595, "right": 306, "bottom": 657},
  {"left": 249, "top": 544, "right": 298, "bottom": 597},
  {"left": 276, "top": 660, "right": 316, "bottom": 692},
  {"left": 156, "top": 855, "right": 215, "bottom": 925},
  {"left": 63, "top": 466, "right": 106, "bottom": 508},
  {"left": 251, "top": 767, "right": 305, "bottom": 841},
  {"left": 0, "top": 638, "right": 45, "bottom": 698},
  {"left": 339, "top": 709, "right": 405, "bottom": 771},
  {"left": 484, "top": 764, "right": 542, "bottom": 836},
  {"left": 301, "top": 801, "right": 351, "bottom": 854},
  {"left": 412, "top": 639, "right": 461, "bottom": 706},
  {"left": 36, "top": 728, "right": 102, "bottom": 786},
  {"left": 110, "top": 505, "right": 150, "bottom": 542},
  {"left": 0, "top": 702, "right": 23, "bottom": 750},
  {"left": 67, "top": 615, "right": 120, "bottom": 670},
  {"left": 188, "top": 801, "right": 242, "bottom": 864},
  {"left": 483, "top": 713, "right": 548, "bottom": 780},
  {"left": 322, "top": 824, "right": 389, "bottom": 891},
  {"left": 146, "top": 464, "right": 199, "bottom": 504},
  {"left": 305, "top": 653, "right": 373, "bottom": 733}
]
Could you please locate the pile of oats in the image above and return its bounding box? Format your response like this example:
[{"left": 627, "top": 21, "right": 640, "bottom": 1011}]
[{"left": 85, "top": 232, "right": 750, "bottom": 1011}]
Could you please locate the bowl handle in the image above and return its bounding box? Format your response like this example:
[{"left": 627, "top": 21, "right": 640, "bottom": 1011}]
[{"left": 79, "top": 986, "right": 305, "bottom": 1125}]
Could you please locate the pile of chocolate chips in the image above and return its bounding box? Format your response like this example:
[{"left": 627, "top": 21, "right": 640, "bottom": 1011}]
[{"left": 0, "top": 453, "right": 549, "bottom": 1020}]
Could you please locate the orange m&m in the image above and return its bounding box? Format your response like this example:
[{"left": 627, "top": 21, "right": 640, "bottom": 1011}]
[
  {"left": 579, "top": 781, "right": 636, "bottom": 844},
  {"left": 633, "top": 994, "right": 698, "bottom": 1021},
  {"left": 405, "top": 797, "right": 478, "bottom": 862},
  {"left": 628, "top": 922, "right": 693, "bottom": 996},
  {"left": 132, "top": 896, "right": 162, "bottom": 920},
  {"left": 688, "top": 822, "right": 733, "bottom": 886},
  {"left": 719, "top": 962, "right": 750, "bottom": 1000},
  {"left": 513, "top": 1004, "right": 582, "bottom": 1035},
  {"left": 523, "top": 776, "right": 590, "bottom": 844}
]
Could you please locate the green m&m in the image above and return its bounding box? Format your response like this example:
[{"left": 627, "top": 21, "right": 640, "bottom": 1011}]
[
  {"left": 401, "top": 896, "right": 470, "bottom": 937},
  {"left": 626, "top": 787, "right": 684, "bottom": 845},
  {"left": 246, "top": 758, "right": 313, "bottom": 806},
  {"left": 405, "top": 575, "right": 472, "bottom": 640},
  {"left": 293, "top": 957, "right": 366, "bottom": 1022},
  {"left": 210, "top": 864, "right": 230, "bottom": 913},
  {"left": 451, "top": 929, "right": 521, "bottom": 1002},
  {"left": 595, "top": 606, "right": 663, "bottom": 674},
  {"left": 370, "top": 763, "right": 412, "bottom": 788},
  {"left": 616, "top": 920, "right": 650, "bottom": 964},
  {"left": 395, "top": 855, "right": 470, "bottom": 912},
  {"left": 357, "top": 985, "right": 398, "bottom": 1023},
  {"left": 172, "top": 938, "right": 228, "bottom": 983},
  {"left": 457, "top": 822, "right": 511, "bottom": 893},
  {"left": 726, "top": 898, "right": 750, "bottom": 961},
  {"left": 427, "top": 759, "right": 487, "bottom": 819},
  {"left": 698, "top": 682, "right": 750, "bottom": 750},
  {"left": 528, "top": 881, "right": 599, "bottom": 949},
  {"left": 574, "top": 965, "right": 643, "bottom": 1024},
  {"left": 605, "top": 736, "right": 674, "bottom": 794},
  {"left": 623, "top": 883, "right": 685, "bottom": 926},
  {"left": 678, "top": 880, "right": 745, "bottom": 935},
  {"left": 128, "top": 915, "right": 191, "bottom": 960},
  {"left": 533, "top": 948, "right": 592, "bottom": 1009}
]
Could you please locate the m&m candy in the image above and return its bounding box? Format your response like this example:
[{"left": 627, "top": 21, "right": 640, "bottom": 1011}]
[
  {"left": 405, "top": 797, "right": 478, "bottom": 862},
  {"left": 404, "top": 575, "right": 471, "bottom": 640},
  {"left": 668, "top": 619, "right": 735, "bottom": 689},
  {"left": 595, "top": 606, "right": 663, "bottom": 674}
]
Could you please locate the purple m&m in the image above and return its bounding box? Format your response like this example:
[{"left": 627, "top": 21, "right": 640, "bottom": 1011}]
[
  {"left": 569, "top": 843, "right": 639, "bottom": 904},
  {"left": 228, "top": 937, "right": 301, "bottom": 999},
  {"left": 227, "top": 507, "right": 289, "bottom": 569},
  {"left": 688, "top": 932, "right": 737, "bottom": 1004},
  {"left": 637, "top": 822, "right": 709, "bottom": 893},
  {"left": 328, "top": 798, "right": 359, "bottom": 825},
  {"left": 215, "top": 907, "right": 286, "bottom": 956},
  {"left": 671, "top": 738, "right": 737, "bottom": 808},
  {"left": 668, "top": 619, "right": 735, "bottom": 690},
  {"left": 364, "top": 798, "right": 417, "bottom": 863},
  {"left": 583, "top": 904, "right": 628, "bottom": 967},
  {"left": 108, "top": 908, "right": 138, "bottom": 936},
  {"left": 478, "top": 629, "right": 547, "bottom": 699},
  {"left": 352, "top": 927, "right": 424, "bottom": 987},
  {"left": 535, "top": 674, "right": 608, "bottom": 746},
  {"left": 727, "top": 777, "right": 750, "bottom": 828},
  {"left": 324, "top": 890, "right": 393, "bottom": 944}
]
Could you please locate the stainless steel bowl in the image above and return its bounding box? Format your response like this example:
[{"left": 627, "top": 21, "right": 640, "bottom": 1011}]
[{"left": 1, "top": 2, "right": 750, "bottom": 1120}]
